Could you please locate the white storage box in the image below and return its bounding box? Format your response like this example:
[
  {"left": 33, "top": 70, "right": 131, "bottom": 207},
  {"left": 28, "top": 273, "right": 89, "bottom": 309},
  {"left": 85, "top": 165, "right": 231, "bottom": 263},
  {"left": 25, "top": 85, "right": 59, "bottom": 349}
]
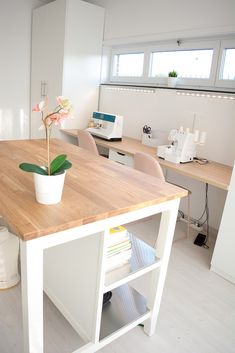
[{"left": 0, "top": 226, "right": 20, "bottom": 289}]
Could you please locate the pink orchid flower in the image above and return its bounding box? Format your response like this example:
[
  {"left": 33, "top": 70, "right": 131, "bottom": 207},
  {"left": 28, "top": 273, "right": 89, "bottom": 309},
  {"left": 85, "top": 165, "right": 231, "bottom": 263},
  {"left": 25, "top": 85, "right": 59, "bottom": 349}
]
[
  {"left": 31, "top": 96, "right": 73, "bottom": 175},
  {"left": 33, "top": 96, "right": 73, "bottom": 129},
  {"left": 47, "top": 114, "right": 61, "bottom": 126},
  {"left": 56, "top": 96, "right": 72, "bottom": 111},
  {"left": 32, "top": 100, "right": 45, "bottom": 112},
  {"left": 56, "top": 96, "right": 64, "bottom": 105}
]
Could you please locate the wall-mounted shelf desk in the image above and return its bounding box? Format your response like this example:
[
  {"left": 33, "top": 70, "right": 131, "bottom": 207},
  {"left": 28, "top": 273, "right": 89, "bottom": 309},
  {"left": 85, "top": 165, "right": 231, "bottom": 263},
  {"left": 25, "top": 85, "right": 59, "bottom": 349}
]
[
  {"left": 61, "top": 129, "right": 232, "bottom": 191},
  {"left": 61, "top": 129, "right": 234, "bottom": 281},
  {"left": 0, "top": 139, "right": 186, "bottom": 353}
]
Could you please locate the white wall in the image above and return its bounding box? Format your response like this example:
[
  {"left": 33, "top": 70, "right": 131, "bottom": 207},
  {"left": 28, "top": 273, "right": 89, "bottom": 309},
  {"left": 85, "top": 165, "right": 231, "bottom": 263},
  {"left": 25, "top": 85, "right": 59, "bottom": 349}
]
[
  {"left": 0, "top": 0, "right": 44, "bottom": 141},
  {"left": 87, "top": 0, "right": 235, "bottom": 42},
  {"left": 85, "top": 0, "right": 235, "bottom": 231},
  {"left": 99, "top": 86, "right": 234, "bottom": 230},
  {"left": 99, "top": 87, "right": 235, "bottom": 166}
]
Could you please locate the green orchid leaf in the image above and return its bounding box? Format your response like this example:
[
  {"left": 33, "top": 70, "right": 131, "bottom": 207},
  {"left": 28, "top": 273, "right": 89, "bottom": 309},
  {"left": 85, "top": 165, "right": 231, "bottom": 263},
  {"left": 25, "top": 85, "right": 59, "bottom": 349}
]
[
  {"left": 19, "top": 163, "right": 47, "bottom": 175},
  {"left": 53, "top": 160, "right": 72, "bottom": 175},
  {"left": 50, "top": 154, "right": 67, "bottom": 175}
]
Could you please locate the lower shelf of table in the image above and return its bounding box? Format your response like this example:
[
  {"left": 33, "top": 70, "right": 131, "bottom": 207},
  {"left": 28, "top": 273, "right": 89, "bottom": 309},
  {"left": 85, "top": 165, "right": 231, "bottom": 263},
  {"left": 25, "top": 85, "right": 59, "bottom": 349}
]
[
  {"left": 100, "top": 283, "right": 149, "bottom": 341},
  {"left": 104, "top": 233, "right": 160, "bottom": 291}
]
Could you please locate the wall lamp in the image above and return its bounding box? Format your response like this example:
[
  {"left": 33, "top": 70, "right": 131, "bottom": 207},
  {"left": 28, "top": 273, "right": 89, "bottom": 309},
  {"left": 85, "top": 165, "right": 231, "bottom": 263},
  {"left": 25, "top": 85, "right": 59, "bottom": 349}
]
[
  {"left": 176, "top": 90, "right": 235, "bottom": 100},
  {"left": 103, "top": 86, "right": 155, "bottom": 93}
]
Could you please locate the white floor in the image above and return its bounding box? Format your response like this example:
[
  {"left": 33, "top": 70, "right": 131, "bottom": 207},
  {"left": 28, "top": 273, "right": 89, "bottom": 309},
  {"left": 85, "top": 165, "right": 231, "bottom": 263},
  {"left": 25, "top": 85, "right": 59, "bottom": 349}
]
[{"left": 0, "top": 221, "right": 235, "bottom": 353}]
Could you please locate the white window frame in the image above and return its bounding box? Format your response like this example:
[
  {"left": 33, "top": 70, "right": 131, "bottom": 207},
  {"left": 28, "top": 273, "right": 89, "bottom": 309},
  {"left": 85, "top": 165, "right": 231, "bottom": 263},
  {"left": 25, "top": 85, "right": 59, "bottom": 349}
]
[
  {"left": 108, "top": 38, "right": 235, "bottom": 90},
  {"left": 215, "top": 39, "right": 235, "bottom": 89},
  {"left": 147, "top": 40, "right": 219, "bottom": 87},
  {"left": 110, "top": 47, "right": 147, "bottom": 83}
]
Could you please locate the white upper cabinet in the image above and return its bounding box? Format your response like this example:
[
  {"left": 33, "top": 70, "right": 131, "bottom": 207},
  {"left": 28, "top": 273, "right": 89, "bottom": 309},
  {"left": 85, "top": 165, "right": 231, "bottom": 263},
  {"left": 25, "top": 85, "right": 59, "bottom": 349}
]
[{"left": 31, "top": 0, "right": 104, "bottom": 138}]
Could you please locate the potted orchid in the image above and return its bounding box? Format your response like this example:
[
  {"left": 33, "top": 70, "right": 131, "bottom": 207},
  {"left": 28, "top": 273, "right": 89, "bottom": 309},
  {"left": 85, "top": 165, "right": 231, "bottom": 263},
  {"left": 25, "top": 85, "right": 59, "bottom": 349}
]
[{"left": 19, "top": 96, "right": 73, "bottom": 205}]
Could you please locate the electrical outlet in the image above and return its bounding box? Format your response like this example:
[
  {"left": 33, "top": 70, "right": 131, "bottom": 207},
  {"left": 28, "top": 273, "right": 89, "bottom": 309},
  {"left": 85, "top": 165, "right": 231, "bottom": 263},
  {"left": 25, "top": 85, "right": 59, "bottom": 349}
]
[
  {"left": 190, "top": 223, "right": 203, "bottom": 232},
  {"left": 179, "top": 217, "right": 203, "bottom": 232}
]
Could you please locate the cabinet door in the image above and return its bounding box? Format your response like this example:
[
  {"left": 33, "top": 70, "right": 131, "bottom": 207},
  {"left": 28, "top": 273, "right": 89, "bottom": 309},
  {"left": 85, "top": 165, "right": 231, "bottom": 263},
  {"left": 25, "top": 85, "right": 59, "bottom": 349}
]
[
  {"left": 30, "top": 0, "right": 66, "bottom": 139},
  {"left": 62, "top": 0, "right": 105, "bottom": 131},
  {"left": 31, "top": 0, "right": 104, "bottom": 139},
  {"left": 211, "top": 162, "right": 235, "bottom": 283}
]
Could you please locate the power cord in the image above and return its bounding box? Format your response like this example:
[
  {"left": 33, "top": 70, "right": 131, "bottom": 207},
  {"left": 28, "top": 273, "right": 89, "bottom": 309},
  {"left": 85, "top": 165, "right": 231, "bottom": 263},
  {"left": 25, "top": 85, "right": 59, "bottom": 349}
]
[
  {"left": 166, "top": 160, "right": 210, "bottom": 248},
  {"left": 193, "top": 183, "right": 209, "bottom": 248},
  {"left": 193, "top": 157, "right": 209, "bottom": 165},
  {"left": 202, "top": 183, "right": 209, "bottom": 248},
  {"left": 178, "top": 209, "right": 184, "bottom": 220}
]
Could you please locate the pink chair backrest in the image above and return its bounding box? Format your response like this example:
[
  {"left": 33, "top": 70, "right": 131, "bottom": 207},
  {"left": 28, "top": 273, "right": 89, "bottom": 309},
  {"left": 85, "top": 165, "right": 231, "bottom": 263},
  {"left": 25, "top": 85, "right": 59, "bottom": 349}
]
[
  {"left": 77, "top": 130, "right": 99, "bottom": 156},
  {"left": 134, "top": 152, "right": 165, "bottom": 181}
]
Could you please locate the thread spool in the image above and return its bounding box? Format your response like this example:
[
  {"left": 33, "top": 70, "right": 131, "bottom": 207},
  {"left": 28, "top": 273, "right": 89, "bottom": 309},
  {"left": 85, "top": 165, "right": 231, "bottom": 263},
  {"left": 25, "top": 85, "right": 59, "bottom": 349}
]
[
  {"left": 199, "top": 131, "right": 207, "bottom": 144},
  {"left": 194, "top": 130, "right": 199, "bottom": 142}
]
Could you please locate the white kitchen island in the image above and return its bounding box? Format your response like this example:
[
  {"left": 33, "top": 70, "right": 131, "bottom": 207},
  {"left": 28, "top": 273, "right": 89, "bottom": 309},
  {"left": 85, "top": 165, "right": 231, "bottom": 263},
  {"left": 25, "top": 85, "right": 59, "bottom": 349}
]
[{"left": 0, "top": 139, "right": 187, "bottom": 353}]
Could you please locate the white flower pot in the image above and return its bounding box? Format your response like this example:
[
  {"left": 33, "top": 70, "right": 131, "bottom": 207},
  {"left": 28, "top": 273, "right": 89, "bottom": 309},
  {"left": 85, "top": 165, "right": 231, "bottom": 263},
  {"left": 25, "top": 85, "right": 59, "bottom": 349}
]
[
  {"left": 33, "top": 171, "right": 66, "bottom": 205},
  {"left": 167, "top": 77, "right": 177, "bottom": 88}
]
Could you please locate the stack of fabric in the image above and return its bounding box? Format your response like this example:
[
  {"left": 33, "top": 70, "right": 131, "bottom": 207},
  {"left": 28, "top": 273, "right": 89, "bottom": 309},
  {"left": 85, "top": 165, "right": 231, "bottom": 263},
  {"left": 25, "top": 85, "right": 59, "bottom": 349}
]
[{"left": 106, "top": 226, "right": 132, "bottom": 272}]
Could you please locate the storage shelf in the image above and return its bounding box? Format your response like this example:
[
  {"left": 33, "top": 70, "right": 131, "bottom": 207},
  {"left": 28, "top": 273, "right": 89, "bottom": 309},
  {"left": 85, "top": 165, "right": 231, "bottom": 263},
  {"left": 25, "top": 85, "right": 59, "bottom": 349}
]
[
  {"left": 99, "top": 284, "right": 150, "bottom": 341},
  {"left": 104, "top": 233, "right": 160, "bottom": 291}
]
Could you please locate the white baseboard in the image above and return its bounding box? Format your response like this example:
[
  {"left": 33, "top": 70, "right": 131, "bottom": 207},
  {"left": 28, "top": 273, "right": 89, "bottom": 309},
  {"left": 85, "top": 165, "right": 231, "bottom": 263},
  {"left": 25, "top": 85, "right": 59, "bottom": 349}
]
[{"left": 210, "top": 265, "right": 235, "bottom": 285}]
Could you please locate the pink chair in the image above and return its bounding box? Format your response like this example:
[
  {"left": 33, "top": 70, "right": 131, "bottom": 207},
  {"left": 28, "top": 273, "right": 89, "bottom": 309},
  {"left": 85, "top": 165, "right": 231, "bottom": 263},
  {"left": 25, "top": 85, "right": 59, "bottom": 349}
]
[
  {"left": 77, "top": 130, "right": 99, "bottom": 156},
  {"left": 134, "top": 152, "right": 190, "bottom": 238},
  {"left": 134, "top": 152, "right": 165, "bottom": 180}
]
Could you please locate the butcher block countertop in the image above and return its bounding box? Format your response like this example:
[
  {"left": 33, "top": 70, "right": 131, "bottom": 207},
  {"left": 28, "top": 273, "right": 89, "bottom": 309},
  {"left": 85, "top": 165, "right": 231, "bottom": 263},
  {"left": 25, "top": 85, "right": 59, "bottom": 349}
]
[{"left": 0, "top": 139, "right": 187, "bottom": 241}]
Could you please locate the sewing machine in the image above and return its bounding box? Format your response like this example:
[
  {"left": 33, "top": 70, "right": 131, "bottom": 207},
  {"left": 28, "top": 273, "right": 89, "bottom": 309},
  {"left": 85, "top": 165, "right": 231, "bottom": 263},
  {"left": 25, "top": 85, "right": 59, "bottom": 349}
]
[
  {"left": 157, "top": 129, "right": 198, "bottom": 164},
  {"left": 86, "top": 112, "right": 123, "bottom": 141}
]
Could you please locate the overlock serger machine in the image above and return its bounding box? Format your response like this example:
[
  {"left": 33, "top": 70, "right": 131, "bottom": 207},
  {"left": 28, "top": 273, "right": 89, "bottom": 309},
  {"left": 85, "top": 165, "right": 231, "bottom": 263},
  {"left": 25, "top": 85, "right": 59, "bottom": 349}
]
[
  {"left": 87, "top": 111, "right": 123, "bottom": 141},
  {"left": 157, "top": 128, "right": 206, "bottom": 164}
]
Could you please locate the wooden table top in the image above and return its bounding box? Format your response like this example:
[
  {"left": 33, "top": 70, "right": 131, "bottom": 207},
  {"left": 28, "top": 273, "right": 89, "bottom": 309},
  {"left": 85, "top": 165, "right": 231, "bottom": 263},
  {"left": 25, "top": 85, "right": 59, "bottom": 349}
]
[
  {"left": 62, "top": 129, "right": 232, "bottom": 191},
  {"left": 0, "top": 139, "right": 187, "bottom": 241}
]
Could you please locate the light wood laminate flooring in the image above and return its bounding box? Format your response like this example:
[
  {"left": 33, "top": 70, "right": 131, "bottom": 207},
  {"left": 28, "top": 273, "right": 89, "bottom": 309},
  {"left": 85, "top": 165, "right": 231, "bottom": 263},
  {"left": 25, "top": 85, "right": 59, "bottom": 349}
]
[{"left": 0, "top": 223, "right": 234, "bottom": 353}]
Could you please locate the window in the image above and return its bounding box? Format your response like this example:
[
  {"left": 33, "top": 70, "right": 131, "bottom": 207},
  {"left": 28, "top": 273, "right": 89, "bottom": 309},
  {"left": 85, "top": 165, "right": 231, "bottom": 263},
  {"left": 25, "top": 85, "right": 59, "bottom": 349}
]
[
  {"left": 216, "top": 39, "right": 235, "bottom": 88},
  {"left": 150, "top": 49, "right": 213, "bottom": 79},
  {"left": 221, "top": 48, "right": 235, "bottom": 80},
  {"left": 112, "top": 53, "right": 144, "bottom": 78},
  {"left": 108, "top": 37, "right": 235, "bottom": 91}
]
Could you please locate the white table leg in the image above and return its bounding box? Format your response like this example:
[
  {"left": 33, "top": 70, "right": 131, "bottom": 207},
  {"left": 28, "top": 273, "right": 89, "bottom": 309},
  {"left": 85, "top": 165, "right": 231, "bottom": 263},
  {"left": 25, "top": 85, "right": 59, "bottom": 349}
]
[
  {"left": 144, "top": 199, "right": 180, "bottom": 336},
  {"left": 20, "top": 239, "right": 44, "bottom": 353}
]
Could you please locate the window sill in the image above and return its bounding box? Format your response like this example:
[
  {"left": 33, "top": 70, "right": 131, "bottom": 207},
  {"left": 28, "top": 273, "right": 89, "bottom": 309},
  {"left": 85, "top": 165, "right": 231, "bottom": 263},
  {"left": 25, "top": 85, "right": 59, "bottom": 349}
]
[{"left": 101, "top": 83, "right": 235, "bottom": 95}]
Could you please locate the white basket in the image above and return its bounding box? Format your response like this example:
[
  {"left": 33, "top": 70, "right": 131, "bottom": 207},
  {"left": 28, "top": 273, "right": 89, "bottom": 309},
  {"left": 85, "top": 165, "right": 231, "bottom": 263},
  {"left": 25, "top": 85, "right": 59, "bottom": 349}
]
[{"left": 0, "top": 226, "right": 20, "bottom": 289}]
